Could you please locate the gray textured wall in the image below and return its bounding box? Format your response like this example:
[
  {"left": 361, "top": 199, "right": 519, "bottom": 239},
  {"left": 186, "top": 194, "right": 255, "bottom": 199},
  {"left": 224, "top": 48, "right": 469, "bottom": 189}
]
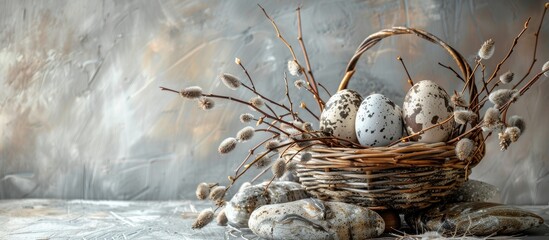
[{"left": 1, "top": 0, "right": 548, "bottom": 204}]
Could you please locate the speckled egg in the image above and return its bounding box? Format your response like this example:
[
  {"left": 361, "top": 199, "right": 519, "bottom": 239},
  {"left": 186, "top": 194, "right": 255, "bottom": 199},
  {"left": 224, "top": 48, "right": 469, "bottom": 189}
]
[
  {"left": 319, "top": 89, "right": 363, "bottom": 143},
  {"left": 355, "top": 94, "right": 403, "bottom": 146},
  {"left": 403, "top": 80, "right": 454, "bottom": 143}
]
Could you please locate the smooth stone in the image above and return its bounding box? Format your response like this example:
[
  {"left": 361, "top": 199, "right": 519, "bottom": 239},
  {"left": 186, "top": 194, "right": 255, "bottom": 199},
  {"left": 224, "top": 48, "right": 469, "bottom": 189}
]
[
  {"left": 405, "top": 202, "right": 544, "bottom": 236},
  {"left": 225, "top": 181, "right": 309, "bottom": 227},
  {"left": 446, "top": 180, "right": 501, "bottom": 203},
  {"left": 249, "top": 198, "right": 385, "bottom": 240}
]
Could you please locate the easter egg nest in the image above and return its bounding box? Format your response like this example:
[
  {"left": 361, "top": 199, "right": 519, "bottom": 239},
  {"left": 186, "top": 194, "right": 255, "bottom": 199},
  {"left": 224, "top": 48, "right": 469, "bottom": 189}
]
[{"left": 162, "top": 3, "right": 549, "bottom": 217}]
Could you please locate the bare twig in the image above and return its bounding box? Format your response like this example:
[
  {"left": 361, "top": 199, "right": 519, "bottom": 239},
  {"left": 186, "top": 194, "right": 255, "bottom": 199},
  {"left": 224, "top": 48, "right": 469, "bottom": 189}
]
[
  {"left": 300, "top": 102, "right": 319, "bottom": 120},
  {"left": 438, "top": 62, "right": 465, "bottom": 83},
  {"left": 514, "top": 6, "right": 548, "bottom": 89},
  {"left": 397, "top": 56, "right": 414, "bottom": 86},
  {"left": 283, "top": 72, "right": 297, "bottom": 120},
  {"left": 296, "top": 6, "right": 320, "bottom": 98}
]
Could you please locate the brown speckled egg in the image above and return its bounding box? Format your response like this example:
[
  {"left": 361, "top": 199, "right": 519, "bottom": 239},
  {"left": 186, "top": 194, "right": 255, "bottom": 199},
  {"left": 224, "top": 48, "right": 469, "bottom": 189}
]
[
  {"left": 403, "top": 80, "right": 454, "bottom": 143},
  {"left": 319, "top": 89, "right": 363, "bottom": 143}
]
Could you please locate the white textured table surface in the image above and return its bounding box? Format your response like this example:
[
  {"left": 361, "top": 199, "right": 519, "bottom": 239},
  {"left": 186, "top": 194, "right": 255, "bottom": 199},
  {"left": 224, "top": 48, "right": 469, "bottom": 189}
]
[{"left": 0, "top": 199, "right": 548, "bottom": 240}]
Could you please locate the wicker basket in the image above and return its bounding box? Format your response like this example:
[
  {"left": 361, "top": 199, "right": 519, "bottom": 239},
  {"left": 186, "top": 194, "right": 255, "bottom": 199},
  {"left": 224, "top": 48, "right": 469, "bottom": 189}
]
[{"left": 284, "top": 27, "right": 485, "bottom": 211}]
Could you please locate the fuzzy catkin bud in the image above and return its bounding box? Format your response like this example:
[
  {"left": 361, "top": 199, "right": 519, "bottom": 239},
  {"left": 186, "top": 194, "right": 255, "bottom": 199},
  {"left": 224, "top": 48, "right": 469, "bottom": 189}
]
[
  {"left": 302, "top": 122, "right": 314, "bottom": 132},
  {"left": 180, "top": 86, "right": 203, "bottom": 99},
  {"left": 451, "top": 92, "right": 467, "bottom": 108},
  {"left": 287, "top": 60, "right": 302, "bottom": 76},
  {"left": 216, "top": 208, "right": 228, "bottom": 226},
  {"left": 192, "top": 209, "right": 214, "bottom": 229},
  {"left": 454, "top": 110, "right": 478, "bottom": 125},
  {"left": 294, "top": 80, "right": 306, "bottom": 89},
  {"left": 254, "top": 153, "right": 271, "bottom": 168},
  {"left": 198, "top": 97, "right": 215, "bottom": 110},
  {"left": 218, "top": 138, "right": 237, "bottom": 154},
  {"left": 265, "top": 140, "right": 280, "bottom": 150},
  {"left": 498, "top": 132, "right": 511, "bottom": 151},
  {"left": 209, "top": 186, "right": 226, "bottom": 201},
  {"left": 482, "top": 107, "right": 500, "bottom": 132},
  {"left": 272, "top": 158, "right": 286, "bottom": 178},
  {"left": 301, "top": 152, "right": 312, "bottom": 162},
  {"left": 455, "top": 138, "right": 475, "bottom": 161},
  {"left": 499, "top": 71, "right": 514, "bottom": 84},
  {"left": 505, "top": 126, "right": 521, "bottom": 142},
  {"left": 488, "top": 89, "right": 519, "bottom": 107},
  {"left": 478, "top": 39, "right": 495, "bottom": 60},
  {"left": 240, "top": 113, "right": 254, "bottom": 123},
  {"left": 236, "top": 126, "right": 255, "bottom": 141},
  {"left": 543, "top": 61, "right": 549, "bottom": 77},
  {"left": 508, "top": 115, "right": 526, "bottom": 133},
  {"left": 219, "top": 73, "right": 241, "bottom": 90},
  {"left": 195, "top": 182, "right": 210, "bottom": 200},
  {"left": 249, "top": 96, "right": 264, "bottom": 109}
]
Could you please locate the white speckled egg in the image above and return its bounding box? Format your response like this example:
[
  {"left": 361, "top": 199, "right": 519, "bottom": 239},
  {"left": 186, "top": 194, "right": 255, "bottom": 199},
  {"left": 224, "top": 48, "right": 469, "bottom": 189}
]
[
  {"left": 403, "top": 80, "right": 454, "bottom": 143},
  {"left": 319, "top": 89, "right": 363, "bottom": 143},
  {"left": 355, "top": 94, "right": 403, "bottom": 147}
]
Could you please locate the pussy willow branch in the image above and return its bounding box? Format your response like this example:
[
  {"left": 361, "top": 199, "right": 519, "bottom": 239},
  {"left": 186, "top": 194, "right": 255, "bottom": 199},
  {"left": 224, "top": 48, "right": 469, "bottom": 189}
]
[
  {"left": 234, "top": 134, "right": 278, "bottom": 175},
  {"left": 296, "top": 6, "right": 321, "bottom": 99},
  {"left": 283, "top": 72, "right": 297, "bottom": 121},
  {"left": 461, "top": 58, "right": 481, "bottom": 95},
  {"left": 236, "top": 61, "right": 299, "bottom": 119},
  {"left": 318, "top": 82, "right": 332, "bottom": 97},
  {"left": 472, "top": 18, "right": 530, "bottom": 110},
  {"left": 159, "top": 87, "right": 303, "bottom": 135},
  {"left": 236, "top": 59, "right": 256, "bottom": 91},
  {"left": 258, "top": 4, "right": 325, "bottom": 112},
  {"left": 514, "top": 5, "right": 548, "bottom": 89}
]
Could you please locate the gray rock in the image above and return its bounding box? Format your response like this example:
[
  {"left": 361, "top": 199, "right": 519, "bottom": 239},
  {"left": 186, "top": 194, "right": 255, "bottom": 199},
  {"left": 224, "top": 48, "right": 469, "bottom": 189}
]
[
  {"left": 249, "top": 198, "right": 384, "bottom": 240},
  {"left": 446, "top": 180, "right": 501, "bottom": 203},
  {"left": 405, "top": 202, "right": 544, "bottom": 236},
  {"left": 225, "top": 181, "right": 309, "bottom": 227}
]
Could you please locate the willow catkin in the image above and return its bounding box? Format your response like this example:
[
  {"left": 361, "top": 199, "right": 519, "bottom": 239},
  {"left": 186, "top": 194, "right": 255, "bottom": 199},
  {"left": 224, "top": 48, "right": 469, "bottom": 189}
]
[
  {"left": 302, "top": 122, "right": 314, "bottom": 132},
  {"left": 499, "top": 71, "right": 514, "bottom": 84},
  {"left": 218, "top": 138, "right": 237, "bottom": 154},
  {"left": 236, "top": 126, "right": 255, "bottom": 141},
  {"left": 219, "top": 73, "right": 241, "bottom": 90},
  {"left": 508, "top": 115, "right": 526, "bottom": 132},
  {"left": 192, "top": 209, "right": 214, "bottom": 229},
  {"left": 287, "top": 60, "right": 302, "bottom": 76},
  {"left": 451, "top": 92, "right": 467, "bottom": 107},
  {"left": 198, "top": 97, "right": 215, "bottom": 110},
  {"left": 271, "top": 158, "right": 286, "bottom": 178},
  {"left": 265, "top": 140, "right": 280, "bottom": 150},
  {"left": 216, "top": 208, "right": 228, "bottom": 226},
  {"left": 209, "top": 186, "right": 226, "bottom": 201},
  {"left": 542, "top": 61, "right": 549, "bottom": 77},
  {"left": 254, "top": 153, "right": 271, "bottom": 168},
  {"left": 454, "top": 110, "right": 477, "bottom": 125},
  {"left": 488, "top": 89, "right": 519, "bottom": 107},
  {"left": 195, "top": 182, "right": 210, "bottom": 200},
  {"left": 180, "top": 86, "right": 203, "bottom": 99},
  {"left": 478, "top": 39, "right": 495, "bottom": 60},
  {"left": 482, "top": 107, "right": 500, "bottom": 132},
  {"left": 505, "top": 126, "right": 521, "bottom": 142},
  {"left": 249, "top": 96, "right": 264, "bottom": 109},
  {"left": 455, "top": 138, "right": 474, "bottom": 161},
  {"left": 294, "top": 79, "right": 306, "bottom": 89},
  {"left": 240, "top": 113, "right": 254, "bottom": 123}
]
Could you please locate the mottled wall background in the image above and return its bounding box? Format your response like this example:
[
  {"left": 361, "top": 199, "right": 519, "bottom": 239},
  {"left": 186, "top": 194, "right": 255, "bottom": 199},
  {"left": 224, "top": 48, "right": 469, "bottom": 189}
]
[{"left": 1, "top": 0, "right": 548, "bottom": 204}]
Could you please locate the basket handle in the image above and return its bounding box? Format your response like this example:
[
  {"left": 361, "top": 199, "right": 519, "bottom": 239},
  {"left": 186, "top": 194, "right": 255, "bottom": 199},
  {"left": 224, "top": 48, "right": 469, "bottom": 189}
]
[{"left": 338, "top": 27, "right": 478, "bottom": 107}]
